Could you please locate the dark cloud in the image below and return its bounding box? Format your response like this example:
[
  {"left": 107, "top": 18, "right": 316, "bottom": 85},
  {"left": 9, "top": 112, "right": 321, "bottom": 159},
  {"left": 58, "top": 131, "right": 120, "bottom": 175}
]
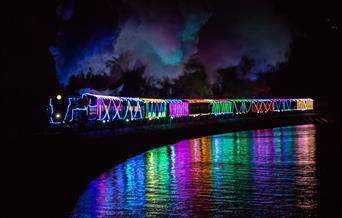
[{"left": 51, "top": 0, "right": 293, "bottom": 86}]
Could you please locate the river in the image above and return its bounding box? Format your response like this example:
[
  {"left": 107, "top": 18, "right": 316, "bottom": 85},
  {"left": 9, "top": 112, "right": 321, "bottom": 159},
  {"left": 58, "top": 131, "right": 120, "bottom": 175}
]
[{"left": 70, "top": 124, "right": 326, "bottom": 217}]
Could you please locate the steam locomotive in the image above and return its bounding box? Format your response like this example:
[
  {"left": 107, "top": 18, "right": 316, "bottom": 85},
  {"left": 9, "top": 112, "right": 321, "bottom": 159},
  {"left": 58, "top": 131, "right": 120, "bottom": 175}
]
[{"left": 49, "top": 93, "right": 314, "bottom": 127}]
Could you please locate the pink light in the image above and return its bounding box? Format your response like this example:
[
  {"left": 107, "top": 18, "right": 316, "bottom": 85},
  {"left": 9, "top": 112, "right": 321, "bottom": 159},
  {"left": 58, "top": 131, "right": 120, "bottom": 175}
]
[{"left": 169, "top": 102, "right": 189, "bottom": 117}]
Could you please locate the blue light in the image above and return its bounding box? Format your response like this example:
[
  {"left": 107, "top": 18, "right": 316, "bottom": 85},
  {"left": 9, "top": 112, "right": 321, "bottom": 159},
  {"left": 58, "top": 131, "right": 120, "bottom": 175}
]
[
  {"left": 49, "top": 93, "right": 314, "bottom": 126},
  {"left": 49, "top": 98, "right": 62, "bottom": 124}
]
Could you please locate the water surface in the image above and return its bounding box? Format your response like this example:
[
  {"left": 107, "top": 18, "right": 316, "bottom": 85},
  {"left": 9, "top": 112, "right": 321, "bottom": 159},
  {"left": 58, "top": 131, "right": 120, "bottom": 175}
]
[{"left": 72, "top": 124, "right": 317, "bottom": 217}]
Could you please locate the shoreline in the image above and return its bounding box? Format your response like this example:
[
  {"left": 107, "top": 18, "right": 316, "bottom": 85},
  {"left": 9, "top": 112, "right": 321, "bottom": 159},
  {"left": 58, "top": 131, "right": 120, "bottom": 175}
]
[{"left": 8, "top": 112, "right": 327, "bottom": 217}]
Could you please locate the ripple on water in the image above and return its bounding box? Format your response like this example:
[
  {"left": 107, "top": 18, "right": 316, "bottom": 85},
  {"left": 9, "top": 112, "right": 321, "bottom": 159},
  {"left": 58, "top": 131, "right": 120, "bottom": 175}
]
[{"left": 72, "top": 124, "right": 318, "bottom": 217}]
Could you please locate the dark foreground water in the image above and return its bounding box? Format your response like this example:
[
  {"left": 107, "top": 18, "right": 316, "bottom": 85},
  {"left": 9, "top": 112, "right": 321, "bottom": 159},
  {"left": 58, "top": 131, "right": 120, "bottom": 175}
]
[{"left": 72, "top": 124, "right": 319, "bottom": 217}]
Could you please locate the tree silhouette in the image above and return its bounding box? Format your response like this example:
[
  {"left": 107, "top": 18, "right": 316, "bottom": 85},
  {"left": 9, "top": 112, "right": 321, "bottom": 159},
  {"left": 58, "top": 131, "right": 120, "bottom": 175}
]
[{"left": 172, "top": 60, "right": 211, "bottom": 98}]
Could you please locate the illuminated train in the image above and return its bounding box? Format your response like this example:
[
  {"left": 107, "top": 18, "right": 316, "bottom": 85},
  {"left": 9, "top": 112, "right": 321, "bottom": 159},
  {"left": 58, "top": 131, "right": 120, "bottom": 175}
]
[{"left": 49, "top": 93, "right": 314, "bottom": 127}]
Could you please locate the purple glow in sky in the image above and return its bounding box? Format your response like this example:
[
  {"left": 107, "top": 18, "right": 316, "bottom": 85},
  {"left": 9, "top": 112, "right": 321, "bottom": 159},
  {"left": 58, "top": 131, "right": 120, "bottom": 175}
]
[{"left": 51, "top": 0, "right": 293, "bottom": 86}]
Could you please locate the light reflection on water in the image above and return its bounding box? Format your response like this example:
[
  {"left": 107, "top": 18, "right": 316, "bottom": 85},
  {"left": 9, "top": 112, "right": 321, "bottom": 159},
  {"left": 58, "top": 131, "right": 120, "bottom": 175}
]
[{"left": 72, "top": 124, "right": 317, "bottom": 217}]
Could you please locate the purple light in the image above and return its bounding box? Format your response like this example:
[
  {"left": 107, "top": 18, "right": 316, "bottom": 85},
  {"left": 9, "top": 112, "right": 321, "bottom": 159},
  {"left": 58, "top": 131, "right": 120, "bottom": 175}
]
[{"left": 169, "top": 102, "right": 189, "bottom": 117}]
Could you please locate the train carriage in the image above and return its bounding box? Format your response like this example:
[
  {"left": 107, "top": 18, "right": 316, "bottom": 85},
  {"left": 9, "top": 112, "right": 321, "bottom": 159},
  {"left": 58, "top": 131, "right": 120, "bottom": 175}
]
[
  {"left": 184, "top": 99, "right": 213, "bottom": 117},
  {"left": 251, "top": 99, "right": 274, "bottom": 113},
  {"left": 141, "top": 98, "right": 167, "bottom": 119},
  {"left": 166, "top": 99, "right": 189, "bottom": 118},
  {"left": 230, "top": 99, "right": 253, "bottom": 115},
  {"left": 295, "top": 98, "right": 314, "bottom": 111},
  {"left": 210, "top": 99, "right": 233, "bottom": 116},
  {"left": 272, "top": 99, "right": 296, "bottom": 112}
]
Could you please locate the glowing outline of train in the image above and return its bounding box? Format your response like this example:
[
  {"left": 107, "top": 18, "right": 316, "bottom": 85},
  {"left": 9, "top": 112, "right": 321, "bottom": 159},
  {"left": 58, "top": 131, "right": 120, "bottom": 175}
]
[{"left": 49, "top": 93, "right": 314, "bottom": 126}]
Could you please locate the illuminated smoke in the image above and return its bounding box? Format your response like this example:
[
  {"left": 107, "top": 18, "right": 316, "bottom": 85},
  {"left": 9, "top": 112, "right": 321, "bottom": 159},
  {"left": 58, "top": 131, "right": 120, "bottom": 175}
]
[
  {"left": 50, "top": 31, "right": 116, "bottom": 86},
  {"left": 114, "top": 6, "right": 210, "bottom": 80},
  {"left": 51, "top": 0, "right": 292, "bottom": 87},
  {"left": 197, "top": 1, "right": 292, "bottom": 80}
]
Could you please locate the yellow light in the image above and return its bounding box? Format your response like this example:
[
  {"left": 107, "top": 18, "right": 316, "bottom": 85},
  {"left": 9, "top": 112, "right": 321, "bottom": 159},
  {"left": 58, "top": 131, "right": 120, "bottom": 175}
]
[
  {"left": 56, "top": 113, "right": 61, "bottom": 118},
  {"left": 56, "top": 94, "right": 62, "bottom": 100}
]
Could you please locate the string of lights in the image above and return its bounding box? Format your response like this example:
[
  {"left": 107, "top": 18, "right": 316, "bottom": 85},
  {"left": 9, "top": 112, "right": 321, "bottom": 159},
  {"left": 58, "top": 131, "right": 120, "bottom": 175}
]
[
  {"left": 169, "top": 102, "right": 189, "bottom": 117},
  {"left": 49, "top": 94, "right": 314, "bottom": 125},
  {"left": 211, "top": 102, "right": 233, "bottom": 115}
]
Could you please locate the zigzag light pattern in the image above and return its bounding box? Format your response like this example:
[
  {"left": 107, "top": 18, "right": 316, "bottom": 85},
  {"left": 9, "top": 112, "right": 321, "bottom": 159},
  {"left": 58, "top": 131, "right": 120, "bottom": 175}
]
[
  {"left": 231, "top": 100, "right": 253, "bottom": 114},
  {"left": 49, "top": 94, "right": 315, "bottom": 125},
  {"left": 211, "top": 102, "right": 233, "bottom": 115},
  {"left": 87, "top": 93, "right": 144, "bottom": 121},
  {"left": 251, "top": 100, "right": 274, "bottom": 113},
  {"left": 142, "top": 98, "right": 167, "bottom": 119}
]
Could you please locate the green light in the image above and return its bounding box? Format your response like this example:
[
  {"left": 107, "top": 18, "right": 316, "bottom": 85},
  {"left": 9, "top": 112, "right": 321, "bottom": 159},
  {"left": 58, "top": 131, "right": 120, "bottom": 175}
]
[
  {"left": 125, "top": 118, "right": 129, "bottom": 122},
  {"left": 212, "top": 102, "right": 233, "bottom": 115}
]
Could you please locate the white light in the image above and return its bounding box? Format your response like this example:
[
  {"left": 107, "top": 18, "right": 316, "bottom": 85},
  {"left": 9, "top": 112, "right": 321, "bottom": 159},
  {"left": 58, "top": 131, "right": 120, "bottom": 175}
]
[
  {"left": 56, "top": 95, "right": 62, "bottom": 100},
  {"left": 55, "top": 113, "right": 61, "bottom": 119}
]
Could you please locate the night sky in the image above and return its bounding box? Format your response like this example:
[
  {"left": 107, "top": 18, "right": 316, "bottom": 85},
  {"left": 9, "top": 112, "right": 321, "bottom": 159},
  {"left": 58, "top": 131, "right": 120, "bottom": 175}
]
[
  {"left": 3, "top": 2, "right": 342, "bottom": 217},
  {"left": 4, "top": 0, "right": 341, "bottom": 133},
  {"left": 52, "top": 0, "right": 293, "bottom": 84}
]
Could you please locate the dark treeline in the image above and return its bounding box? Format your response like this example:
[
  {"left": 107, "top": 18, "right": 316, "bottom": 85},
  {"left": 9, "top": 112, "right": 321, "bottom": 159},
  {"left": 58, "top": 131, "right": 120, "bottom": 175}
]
[{"left": 66, "top": 56, "right": 275, "bottom": 99}]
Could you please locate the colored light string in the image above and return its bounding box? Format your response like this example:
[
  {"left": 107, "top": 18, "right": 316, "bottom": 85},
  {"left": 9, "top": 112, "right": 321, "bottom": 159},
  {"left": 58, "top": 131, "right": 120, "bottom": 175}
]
[{"left": 49, "top": 94, "right": 314, "bottom": 125}]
